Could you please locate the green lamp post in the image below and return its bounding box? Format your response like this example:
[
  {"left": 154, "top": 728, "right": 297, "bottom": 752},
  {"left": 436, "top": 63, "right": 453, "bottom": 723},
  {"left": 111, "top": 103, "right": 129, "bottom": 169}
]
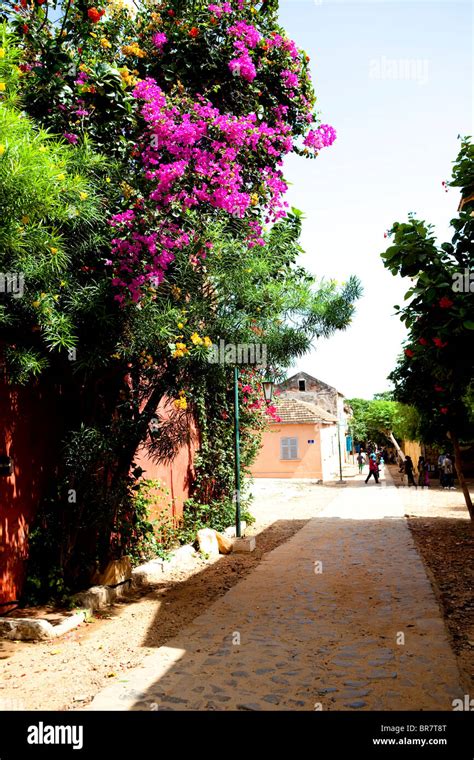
[{"left": 233, "top": 370, "right": 274, "bottom": 538}]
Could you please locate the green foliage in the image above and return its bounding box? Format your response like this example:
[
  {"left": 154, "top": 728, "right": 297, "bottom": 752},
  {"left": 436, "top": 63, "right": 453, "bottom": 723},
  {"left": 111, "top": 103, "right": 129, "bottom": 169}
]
[
  {"left": 127, "top": 479, "right": 174, "bottom": 564},
  {"left": 1, "top": 7, "right": 363, "bottom": 596},
  {"left": 347, "top": 397, "right": 420, "bottom": 445},
  {"left": 382, "top": 137, "right": 474, "bottom": 446}
]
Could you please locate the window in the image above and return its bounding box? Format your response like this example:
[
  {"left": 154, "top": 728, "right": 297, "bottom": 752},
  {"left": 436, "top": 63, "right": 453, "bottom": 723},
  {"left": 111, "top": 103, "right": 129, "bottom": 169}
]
[
  {"left": 281, "top": 437, "right": 298, "bottom": 460},
  {"left": 298, "top": 379, "right": 306, "bottom": 391}
]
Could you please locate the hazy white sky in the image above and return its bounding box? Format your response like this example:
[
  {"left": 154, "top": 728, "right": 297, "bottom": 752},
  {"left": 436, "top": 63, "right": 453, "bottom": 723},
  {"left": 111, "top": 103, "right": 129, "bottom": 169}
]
[{"left": 278, "top": 0, "right": 472, "bottom": 398}]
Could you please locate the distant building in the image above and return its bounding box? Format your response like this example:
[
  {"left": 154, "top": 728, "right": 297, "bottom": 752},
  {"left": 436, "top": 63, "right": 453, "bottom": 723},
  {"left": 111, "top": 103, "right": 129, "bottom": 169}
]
[{"left": 251, "top": 372, "right": 350, "bottom": 481}]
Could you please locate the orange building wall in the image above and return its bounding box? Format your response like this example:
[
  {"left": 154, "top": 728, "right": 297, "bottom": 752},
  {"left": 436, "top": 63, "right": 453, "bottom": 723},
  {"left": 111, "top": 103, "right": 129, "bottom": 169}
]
[{"left": 251, "top": 423, "right": 324, "bottom": 479}]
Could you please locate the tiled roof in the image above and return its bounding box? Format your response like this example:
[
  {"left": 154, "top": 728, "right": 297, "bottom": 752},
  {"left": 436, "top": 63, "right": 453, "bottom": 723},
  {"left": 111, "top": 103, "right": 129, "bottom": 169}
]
[{"left": 272, "top": 397, "right": 337, "bottom": 425}]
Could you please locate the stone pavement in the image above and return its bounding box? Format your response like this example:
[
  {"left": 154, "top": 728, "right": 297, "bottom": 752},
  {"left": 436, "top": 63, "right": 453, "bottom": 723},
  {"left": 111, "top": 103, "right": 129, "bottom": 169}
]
[{"left": 87, "top": 470, "right": 463, "bottom": 711}]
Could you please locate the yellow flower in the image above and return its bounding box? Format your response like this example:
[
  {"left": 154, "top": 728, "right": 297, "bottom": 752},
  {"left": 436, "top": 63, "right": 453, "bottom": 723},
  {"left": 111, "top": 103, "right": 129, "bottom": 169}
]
[
  {"left": 174, "top": 397, "right": 187, "bottom": 410},
  {"left": 56, "top": 173, "right": 66, "bottom": 181},
  {"left": 0, "top": 48, "right": 5, "bottom": 59},
  {"left": 0, "top": 144, "right": 5, "bottom": 156},
  {"left": 177, "top": 322, "right": 184, "bottom": 329},
  {"left": 32, "top": 301, "right": 40, "bottom": 308},
  {"left": 171, "top": 285, "right": 181, "bottom": 299},
  {"left": 190, "top": 332, "right": 203, "bottom": 345},
  {"left": 173, "top": 349, "right": 184, "bottom": 358},
  {"left": 50, "top": 247, "right": 58, "bottom": 254},
  {"left": 175, "top": 342, "right": 187, "bottom": 351},
  {"left": 38, "top": 146, "right": 47, "bottom": 153},
  {"left": 203, "top": 336, "right": 212, "bottom": 347},
  {"left": 79, "top": 191, "right": 88, "bottom": 201},
  {"left": 0, "top": 83, "right": 6, "bottom": 92},
  {"left": 122, "top": 43, "right": 146, "bottom": 58},
  {"left": 250, "top": 193, "right": 258, "bottom": 206},
  {"left": 100, "top": 38, "right": 112, "bottom": 49},
  {"left": 105, "top": 176, "right": 111, "bottom": 183},
  {"left": 21, "top": 215, "right": 29, "bottom": 224}
]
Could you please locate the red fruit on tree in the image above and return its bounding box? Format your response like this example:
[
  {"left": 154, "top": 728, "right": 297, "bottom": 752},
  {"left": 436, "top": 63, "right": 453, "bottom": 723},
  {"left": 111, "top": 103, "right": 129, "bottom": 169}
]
[
  {"left": 439, "top": 296, "right": 454, "bottom": 309},
  {"left": 87, "top": 7, "right": 104, "bottom": 22}
]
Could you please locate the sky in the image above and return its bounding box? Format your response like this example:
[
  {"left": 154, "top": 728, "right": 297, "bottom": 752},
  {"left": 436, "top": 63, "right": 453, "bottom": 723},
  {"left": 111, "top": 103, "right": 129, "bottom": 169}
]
[{"left": 277, "top": 0, "right": 473, "bottom": 398}]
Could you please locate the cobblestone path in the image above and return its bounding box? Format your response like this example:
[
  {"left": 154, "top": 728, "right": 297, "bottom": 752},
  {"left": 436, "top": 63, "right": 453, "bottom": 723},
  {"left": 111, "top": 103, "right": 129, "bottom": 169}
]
[{"left": 87, "top": 470, "right": 463, "bottom": 711}]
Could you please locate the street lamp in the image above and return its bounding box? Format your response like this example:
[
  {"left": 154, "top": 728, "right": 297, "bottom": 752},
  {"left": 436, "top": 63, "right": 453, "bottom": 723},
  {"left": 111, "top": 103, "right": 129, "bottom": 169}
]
[
  {"left": 233, "top": 372, "right": 275, "bottom": 538},
  {"left": 262, "top": 379, "right": 274, "bottom": 405},
  {"left": 336, "top": 416, "right": 346, "bottom": 484}
]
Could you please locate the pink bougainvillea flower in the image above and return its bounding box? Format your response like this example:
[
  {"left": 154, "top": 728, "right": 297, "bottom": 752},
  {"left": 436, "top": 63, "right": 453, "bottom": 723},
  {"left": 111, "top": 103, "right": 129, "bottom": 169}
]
[
  {"left": 151, "top": 32, "right": 167, "bottom": 53},
  {"left": 304, "top": 124, "right": 337, "bottom": 150},
  {"left": 63, "top": 132, "right": 79, "bottom": 144}
]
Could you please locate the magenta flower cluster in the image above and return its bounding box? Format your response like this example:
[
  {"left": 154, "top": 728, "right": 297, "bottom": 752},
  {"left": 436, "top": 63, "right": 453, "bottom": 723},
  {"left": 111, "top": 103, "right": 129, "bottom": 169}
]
[
  {"left": 109, "top": 75, "right": 329, "bottom": 302},
  {"left": 303, "top": 124, "right": 337, "bottom": 149}
]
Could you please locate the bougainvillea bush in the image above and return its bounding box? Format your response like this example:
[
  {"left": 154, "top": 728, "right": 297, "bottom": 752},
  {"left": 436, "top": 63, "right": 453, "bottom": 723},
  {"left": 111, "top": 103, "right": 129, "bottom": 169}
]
[
  {"left": 3, "top": 0, "right": 336, "bottom": 301},
  {"left": 0, "top": 3, "right": 360, "bottom": 595}
]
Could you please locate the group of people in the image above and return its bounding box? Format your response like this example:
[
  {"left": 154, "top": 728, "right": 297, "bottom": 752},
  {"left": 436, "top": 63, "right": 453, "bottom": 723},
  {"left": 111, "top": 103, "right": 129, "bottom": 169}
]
[
  {"left": 399, "top": 453, "right": 455, "bottom": 489},
  {"left": 357, "top": 450, "right": 385, "bottom": 484},
  {"left": 356, "top": 448, "right": 456, "bottom": 490}
]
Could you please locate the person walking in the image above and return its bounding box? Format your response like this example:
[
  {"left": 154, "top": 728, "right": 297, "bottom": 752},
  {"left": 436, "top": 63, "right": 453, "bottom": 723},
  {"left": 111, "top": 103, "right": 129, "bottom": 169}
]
[
  {"left": 357, "top": 451, "right": 365, "bottom": 474},
  {"left": 365, "top": 454, "right": 380, "bottom": 484},
  {"left": 398, "top": 457, "right": 406, "bottom": 485},
  {"left": 404, "top": 455, "right": 417, "bottom": 488},
  {"left": 417, "top": 456, "right": 427, "bottom": 488},
  {"left": 438, "top": 452, "right": 446, "bottom": 489},
  {"left": 442, "top": 454, "right": 455, "bottom": 490}
]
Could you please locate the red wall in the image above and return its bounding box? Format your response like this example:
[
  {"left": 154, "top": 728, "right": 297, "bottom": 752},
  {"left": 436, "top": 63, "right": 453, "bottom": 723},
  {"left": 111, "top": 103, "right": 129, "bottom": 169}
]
[
  {"left": 0, "top": 378, "right": 61, "bottom": 608},
  {"left": 0, "top": 383, "right": 198, "bottom": 606}
]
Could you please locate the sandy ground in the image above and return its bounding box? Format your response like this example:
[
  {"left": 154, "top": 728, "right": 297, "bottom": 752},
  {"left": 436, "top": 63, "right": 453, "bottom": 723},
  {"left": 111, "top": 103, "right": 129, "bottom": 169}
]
[
  {"left": 387, "top": 464, "right": 474, "bottom": 693},
  {"left": 1, "top": 467, "right": 471, "bottom": 710},
  {"left": 0, "top": 478, "right": 337, "bottom": 711}
]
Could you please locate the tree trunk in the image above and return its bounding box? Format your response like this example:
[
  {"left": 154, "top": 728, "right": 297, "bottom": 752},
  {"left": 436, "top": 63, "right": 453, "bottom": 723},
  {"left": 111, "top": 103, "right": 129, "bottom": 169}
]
[
  {"left": 388, "top": 431, "right": 405, "bottom": 462},
  {"left": 449, "top": 430, "right": 474, "bottom": 520}
]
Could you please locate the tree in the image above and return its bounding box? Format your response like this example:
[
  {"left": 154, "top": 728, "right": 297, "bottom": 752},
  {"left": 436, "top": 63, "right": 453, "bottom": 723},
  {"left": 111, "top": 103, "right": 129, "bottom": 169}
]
[
  {"left": 347, "top": 397, "right": 419, "bottom": 456},
  {"left": 0, "top": 4, "right": 361, "bottom": 595},
  {"left": 382, "top": 138, "right": 474, "bottom": 518}
]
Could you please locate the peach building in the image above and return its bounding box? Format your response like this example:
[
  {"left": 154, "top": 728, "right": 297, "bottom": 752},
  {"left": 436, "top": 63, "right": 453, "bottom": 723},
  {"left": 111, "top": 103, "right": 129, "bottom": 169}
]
[{"left": 251, "top": 396, "right": 340, "bottom": 481}]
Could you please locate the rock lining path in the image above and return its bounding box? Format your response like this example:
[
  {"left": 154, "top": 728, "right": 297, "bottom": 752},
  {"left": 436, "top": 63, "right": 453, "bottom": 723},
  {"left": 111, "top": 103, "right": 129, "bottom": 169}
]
[{"left": 87, "top": 470, "right": 463, "bottom": 711}]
